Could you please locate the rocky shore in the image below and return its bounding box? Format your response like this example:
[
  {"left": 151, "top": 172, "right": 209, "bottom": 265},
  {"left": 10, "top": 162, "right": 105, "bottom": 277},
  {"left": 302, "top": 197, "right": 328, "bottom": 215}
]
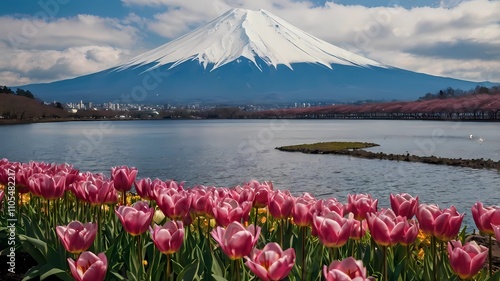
[{"left": 276, "top": 142, "right": 500, "bottom": 171}]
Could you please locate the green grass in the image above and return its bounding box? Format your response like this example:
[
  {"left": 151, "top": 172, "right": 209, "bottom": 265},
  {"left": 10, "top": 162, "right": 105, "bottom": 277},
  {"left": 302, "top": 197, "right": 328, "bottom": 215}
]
[{"left": 277, "top": 141, "right": 379, "bottom": 152}]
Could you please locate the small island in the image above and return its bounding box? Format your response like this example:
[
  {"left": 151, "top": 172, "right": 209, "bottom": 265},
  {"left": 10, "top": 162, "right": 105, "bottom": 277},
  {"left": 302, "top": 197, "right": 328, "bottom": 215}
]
[
  {"left": 276, "top": 141, "right": 379, "bottom": 153},
  {"left": 276, "top": 141, "right": 500, "bottom": 170}
]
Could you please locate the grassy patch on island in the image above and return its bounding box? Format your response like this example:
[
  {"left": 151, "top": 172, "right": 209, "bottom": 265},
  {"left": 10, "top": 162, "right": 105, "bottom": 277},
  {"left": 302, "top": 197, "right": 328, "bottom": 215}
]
[{"left": 277, "top": 141, "right": 379, "bottom": 153}]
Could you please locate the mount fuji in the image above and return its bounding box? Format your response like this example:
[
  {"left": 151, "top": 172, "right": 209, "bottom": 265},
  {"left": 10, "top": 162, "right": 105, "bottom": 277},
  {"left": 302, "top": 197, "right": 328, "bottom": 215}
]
[{"left": 19, "top": 8, "right": 492, "bottom": 104}]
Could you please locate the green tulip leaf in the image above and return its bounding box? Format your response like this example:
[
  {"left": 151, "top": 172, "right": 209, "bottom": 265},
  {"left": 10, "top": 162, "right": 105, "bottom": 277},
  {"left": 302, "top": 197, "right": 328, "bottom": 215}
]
[
  {"left": 172, "top": 259, "right": 183, "bottom": 275},
  {"left": 211, "top": 274, "right": 229, "bottom": 281},
  {"left": 40, "top": 268, "right": 72, "bottom": 281},
  {"left": 177, "top": 259, "right": 199, "bottom": 281},
  {"left": 109, "top": 270, "right": 127, "bottom": 280},
  {"left": 210, "top": 251, "right": 224, "bottom": 277},
  {"left": 18, "top": 234, "right": 47, "bottom": 264}
]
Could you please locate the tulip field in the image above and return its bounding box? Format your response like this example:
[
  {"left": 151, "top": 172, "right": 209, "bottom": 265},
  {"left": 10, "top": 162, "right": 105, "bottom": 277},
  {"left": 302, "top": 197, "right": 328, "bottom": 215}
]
[{"left": 1, "top": 159, "right": 500, "bottom": 281}]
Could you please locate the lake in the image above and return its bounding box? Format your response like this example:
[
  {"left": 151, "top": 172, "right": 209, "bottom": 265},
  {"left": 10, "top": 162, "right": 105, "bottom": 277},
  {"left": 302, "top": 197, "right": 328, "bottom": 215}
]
[{"left": 1, "top": 119, "right": 499, "bottom": 229}]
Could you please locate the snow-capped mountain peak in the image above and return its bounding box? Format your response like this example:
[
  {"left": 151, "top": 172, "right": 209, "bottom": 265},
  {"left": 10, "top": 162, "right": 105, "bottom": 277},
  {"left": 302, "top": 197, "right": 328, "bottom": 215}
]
[{"left": 117, "top": 8, "right": 385, "bottom": 72}]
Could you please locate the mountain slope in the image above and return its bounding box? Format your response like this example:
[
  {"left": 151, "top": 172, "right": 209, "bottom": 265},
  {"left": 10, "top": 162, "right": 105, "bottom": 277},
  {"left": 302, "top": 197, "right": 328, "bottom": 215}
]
[
  {"left": 18, "top": 8, "right": 494, "bottom": 104},
  {"left": 117, "top": 8, "right": 384, "bottom": 72}
]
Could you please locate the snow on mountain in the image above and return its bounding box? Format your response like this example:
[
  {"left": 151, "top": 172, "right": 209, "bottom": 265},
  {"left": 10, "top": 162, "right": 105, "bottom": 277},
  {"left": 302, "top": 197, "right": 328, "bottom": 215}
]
[
  {"left": 17, "top": 8, "right": 494, "bottom": 104},
  {"left": 117, "top": 8, "right": 385, "bottom": 72}
]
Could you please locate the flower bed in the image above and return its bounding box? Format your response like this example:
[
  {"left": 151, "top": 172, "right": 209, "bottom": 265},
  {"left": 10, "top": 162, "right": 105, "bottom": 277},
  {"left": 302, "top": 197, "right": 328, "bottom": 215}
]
[{"left": 0, "top": 159, "right": 500, "bottom": 281}]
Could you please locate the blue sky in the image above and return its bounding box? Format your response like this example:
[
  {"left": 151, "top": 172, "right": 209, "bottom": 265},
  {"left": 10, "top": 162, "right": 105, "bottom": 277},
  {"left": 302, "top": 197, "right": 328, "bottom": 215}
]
[{"left": 0, "top": 0, "right": 498, "bottom": 85}]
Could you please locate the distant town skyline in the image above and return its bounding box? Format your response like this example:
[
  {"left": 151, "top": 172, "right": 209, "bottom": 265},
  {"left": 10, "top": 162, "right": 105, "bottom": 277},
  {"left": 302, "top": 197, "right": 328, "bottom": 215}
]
[{"left": 0, "top": 0, "right": 498, "bottom": 86}]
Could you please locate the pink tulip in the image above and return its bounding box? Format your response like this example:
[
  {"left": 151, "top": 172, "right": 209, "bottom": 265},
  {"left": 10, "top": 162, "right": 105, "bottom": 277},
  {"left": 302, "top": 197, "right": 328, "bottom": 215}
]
[
  {"left": 292, "top": 197, "right": 314, "bottom": 227},
  {"left": 492, "top": 223, "right": 500, "bottom": 242},
  {"left": 366, "top": 209, "right": 402, "bottom": 247},
  {"left": 60, "top": 168, "right": 80, "bottom": 191},
  {"left": 347, "top": 194, "right": 378, "bottom": 221},
  {"left": 253, "top": 181, "right": 272, "bottom": 208},
  {"left": 211, "top": 221, "right": 261, "bottom": 260},
  {"left": 417, "top": 204, "right": 464, "bottom": 241},
  {"left": 471, "top": 202, "right": 500, "bottom": 235},
  {"left": 111, "top": 166, "right": 137, "bottom": 192},
  {"left": 56, "top": 221, "right": 97, "bottom": 254},
  {"left": 156, "top": 189, "right": 192, "bottom": 220},
  {"left": 268, "top": 190, "right": 294, "bottom": 220},
  {"left": 213, "top": 197, "right": 251, "bottom": 227},
  {"left": 323, "top": 257, "right": 371, "bottom": 281},
  {"left": 313, "top": 213, "right": 351, "bottom": 248},
  {"left": 15, "top": 164, "right": 32, "bottom": 194},
  {"left": 68, "top": 251, "right": 107, "bottom": 281},
  {"left": 231, "top": 185, "right": 255, "bottom": 205},
  {"left": 390, "top": 193, "right": 418, "bottom": 218},
  {"left": 0, "top": 163, "right": 13, "bottom": 185},
  {"left": 28, "top": 173, "right": 66, "bottom": 200},
  {"left": 190, "top": 187, "right": 214, "bottom": 216},
  {"left": 396, "top": 218, "right": 419, "bottom": 246},
  {"left": 115, "top": 201, "right": 154, "bottom": 236},
  {"left": 447, "top": 240, "right": 488, "bottom": 280},
  {"left": 149, "top": 221, "right": 185, "bottom": 255},
  {"left": 76, "top": 180, "right": 118, "bottom": 205},
  {"left": 314, "top": 198, "right": 346, "bottom": 217},
  {"left": 134, "top": 178, "right": 157, "bottom": 200},
  {"left": 245, "top": 242, "right": 295, "bottom": 281}
]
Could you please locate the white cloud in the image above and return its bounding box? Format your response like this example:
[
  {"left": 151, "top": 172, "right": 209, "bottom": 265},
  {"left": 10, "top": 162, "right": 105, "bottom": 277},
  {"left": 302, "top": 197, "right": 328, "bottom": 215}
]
[
  {"left": 1, "top": 0, "right": 498, "bottom": 86},
  {"left": 0, "top": 15, "right": 139, "bottom": 50},
  {"left": 0, "top": 46, "right": 132, "bottom": 85},
  {"left": 0, "top": 14, "right": 141, "bottom": 85},
  {"left": 130, "top": 0, "right": 500, "bottom": 82},
  {"left": 0, "top": 15, "right": 145, "bottom": 85}
]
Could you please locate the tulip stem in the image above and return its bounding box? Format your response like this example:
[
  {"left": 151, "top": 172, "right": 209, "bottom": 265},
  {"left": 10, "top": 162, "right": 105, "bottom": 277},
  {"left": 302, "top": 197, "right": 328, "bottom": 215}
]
[
  {"left": 360, "top": 220, "right": 363, "bottom": 241},
  {"left": 236, "top": 259, "right": 240, "bottom": 281},
  {"left": 45, "top": 199, "right": 50, "bottom": 242},
  {"left": 53, "top": 199, "right": 58, "bottom": 248},
  {"left": 329, "top": 247, "right": 339, "bottom": 261},
  {"left": 382, "top": 245, "right": 388, "bottom": 281},
  {"left": 280, "top": 218, "right": 284, "bottom": 247},
  {"left": 403, "top": 245, "right": 410, "bottom": 281},
  {"left": 165, "top": 254, "right": 171, "bottom": 281},
  {"left": 253, "top": 208, "right": 258, "bottom": 236},
  {"left": 138, "top": 234, "right": 143, "bottom": 278},
  {"left": 301, "top": 226, "right": 306, "bottom": 281},
  {"left": 489, "top": 234, "right": 492, "bottom": 278},
  {"left": 431, "top": 236, "right": 437, "bottom": 281},
  {"left": 206, "top": 219, "right": 211, "bottom": 251},
  {"left": 96, "top": 205, "right": 101, "bottom": 252},
  {"left": 350, "top": 239, "right": 355, "bottom": 258}
]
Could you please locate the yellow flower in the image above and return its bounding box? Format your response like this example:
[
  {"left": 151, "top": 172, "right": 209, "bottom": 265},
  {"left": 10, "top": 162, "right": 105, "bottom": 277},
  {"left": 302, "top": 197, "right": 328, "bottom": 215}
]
[
  {"left": 417, "top": 229, "right": 431, "bottom": 246},
  {"left": 258, "top": 208, "right": 268, "bottom": 215},
  {"left": 143, "top": 260, "right": 148, "bottom": 266},
  {"left": 19, "top": 193, "right": 31, "bottom": 205},
  {"left": 417, "top": 248, "right": 425, "bottom": 260},
  {"left": 260, "top": 216, "right": 267, "bottom": 224}
]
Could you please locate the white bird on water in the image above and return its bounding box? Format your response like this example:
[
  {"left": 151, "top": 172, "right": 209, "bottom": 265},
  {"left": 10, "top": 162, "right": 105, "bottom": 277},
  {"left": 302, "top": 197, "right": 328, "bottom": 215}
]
[{"left": 469, "top": 134, "right": 473, "bottom": 139}]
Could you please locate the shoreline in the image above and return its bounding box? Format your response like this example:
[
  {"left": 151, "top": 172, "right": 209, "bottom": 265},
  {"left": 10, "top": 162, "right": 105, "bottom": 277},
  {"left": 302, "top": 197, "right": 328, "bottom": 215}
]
[
  {"left": 2, "top": 116, "right": 500, "bottom": 126},
  {"left": 276, "top": 142, "right": 500, "bottom": 171}
]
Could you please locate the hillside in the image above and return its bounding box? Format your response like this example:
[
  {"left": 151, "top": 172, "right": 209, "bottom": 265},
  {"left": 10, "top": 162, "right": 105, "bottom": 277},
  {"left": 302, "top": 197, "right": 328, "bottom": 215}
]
[{"left": 0, "top": 94, "right": 68, "bottom": 122}]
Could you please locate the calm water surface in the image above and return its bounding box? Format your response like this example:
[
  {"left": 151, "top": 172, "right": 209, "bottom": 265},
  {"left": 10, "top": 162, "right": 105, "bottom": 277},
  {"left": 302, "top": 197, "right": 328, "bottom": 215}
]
[{"left": 1, "top": 119, "right": 499, "bottom": 228}]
